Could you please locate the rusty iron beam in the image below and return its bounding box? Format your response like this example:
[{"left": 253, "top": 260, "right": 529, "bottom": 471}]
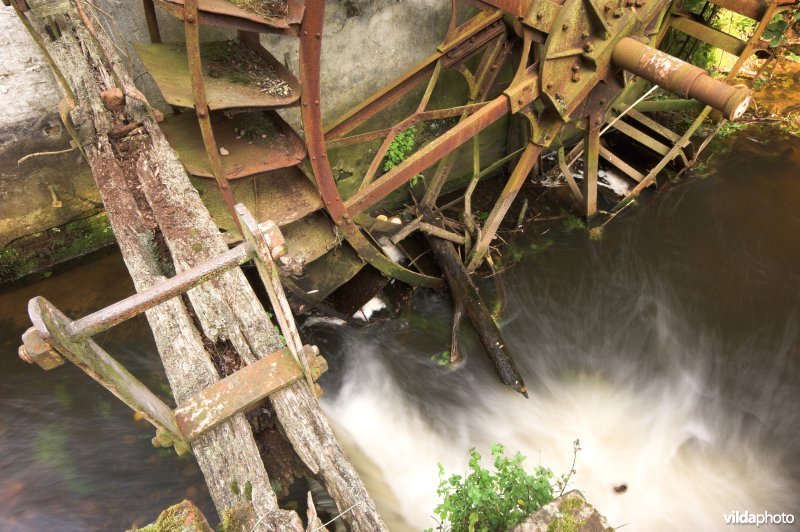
[
  {"left": 299, "top": 0, "right": 348, "bottom": 223},
  {"left": 67, "top": 243, "right": 256, "bottom": 341},
  {"left": 706, "top": 0, "right": 769, "bottom": 20},
  {"left": 183, "top": 0, "right": 241, "bottom": 231},
  {"left": 465, "top": 142, "right": 539, "bottom": 271},
  {"left": 175, "top": 345, "right": 327, "bottom": 441},
  {"left": 345, "top": 94, "right": 511, "bottom": 216},
  {"left": 28, "top": 297, "right": 190, "bottom": 454},
  {"left": 142, "top": 0, "right": 162, "bottom": 43},
  {"left": 611, "top": 37, "right": 752, "bottom": 120},
  {"left": 326, "top": 102, "right": 490, "bottom": 148},
  {"left": 582, "top": 117, "right": 600, "bottom": 219},
  {"left": 324, "top": 11, "right": 505, "bottom": 141}
]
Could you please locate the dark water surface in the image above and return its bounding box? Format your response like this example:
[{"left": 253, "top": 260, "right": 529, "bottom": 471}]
[{"left": 1, "top": 128, "right": 799, "bottom": 530}]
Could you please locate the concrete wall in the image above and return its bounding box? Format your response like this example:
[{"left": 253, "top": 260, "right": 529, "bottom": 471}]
[{"left": 0, "top": 0, "right": 450, "bottom": 281}]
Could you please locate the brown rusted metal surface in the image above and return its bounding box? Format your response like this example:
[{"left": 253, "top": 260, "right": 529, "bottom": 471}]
[
  {"left": 325, "top": 11, "right": 505, "bottom": 141},
  {"left": 611, "top": 37, "right": 752, "bottom": 120},
  {"left": 67, "top": 243, "right": 255, "bottom": 341},
  {"left": 154, "top": 0, "right": 303, "bottom": 32},
  {"left": 465, "top": 142, "right": 540, "bottom": 271},
  {"left": 344, "top": 94, "right": 511, "bottom": 216},
  {"left": 175, "top": 345, "right": 327, "bottom": 441},
  {"left": 160, "top": 111, "right": 306, "bottom": 180},
  {"left": 133, "top": 42, "right": 300, "bottom": 111},
  {"left": 299, "top": 0, "right": 347, "bottom": 223},
  {"left": 142, "top": 0, "right": 162, "bottom": 43},
  {"left": 183, "top": 0, "right": 240, "bottom": 231},
  {"left": 19, "top": 327, "right": 65, "bottom": 370},
  {"left": 28, "top": 297, "right": 189, "bottom": 454}
]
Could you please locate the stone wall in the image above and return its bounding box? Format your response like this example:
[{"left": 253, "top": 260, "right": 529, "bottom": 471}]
[{"left": 0, "top": 0, "right": 451, "bottom": 282}]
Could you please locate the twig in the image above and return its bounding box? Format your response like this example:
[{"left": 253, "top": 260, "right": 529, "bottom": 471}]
[
  {"left": 312, "top": 498, "right": 368, "bottom": 532},
  {"left": 18, "top": 146, "right": 75, "bottom": 165}
]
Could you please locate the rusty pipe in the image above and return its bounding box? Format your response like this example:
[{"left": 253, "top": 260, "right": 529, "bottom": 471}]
[{"left": 612, "top": 37, "right": 752, "bottom": 120}]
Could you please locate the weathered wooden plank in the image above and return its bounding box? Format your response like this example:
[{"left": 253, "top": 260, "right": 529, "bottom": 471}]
[{"left": 176, "top": 346, "right": 327, "bottom": 441}]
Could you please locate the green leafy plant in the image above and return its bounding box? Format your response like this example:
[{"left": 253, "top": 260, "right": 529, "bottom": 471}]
[
  {"left": 383, "top": 127, "right": 423, "bottom": 186},
  {"left": 429, "top": 444, "right": 556, "bottom": 532}
]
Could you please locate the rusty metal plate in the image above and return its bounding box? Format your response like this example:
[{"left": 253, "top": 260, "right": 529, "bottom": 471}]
[
  {"left": 252, "top": 167, "right": 324, "bottom": 227},
  {"left": 175, "top": 345, "right": 326, "bottom": 441},
  {"left": 281, "top": 212, "right": 338, "bottom": 267},
  {"left": 155, "top": 0, "right": 304, "bottom": 30},
  {"left": 134, "top": 41, "right": 300, "bottom": 111},
  {"left": 287, "top": 244, "right": 365, "bottom": 305},
  {"left": 160, "top": 111, "right": 306, "bottom": 179}
]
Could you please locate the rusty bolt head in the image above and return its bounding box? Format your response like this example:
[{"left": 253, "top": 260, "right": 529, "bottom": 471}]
[
  {"left": 185, "top": 13, "right": 195, "bottom": 23},
  {"left": 614, "top": 7, "right": 624, "bottom": 16},
  {"left": 196, "top": 108, "right": 207, "bottom": 118},
  {"left": 635, "top": 0, "right": 646, "bottom": 6},
  {"left": 546, "top": 82, "right": 554, "bottom": 89},
  {"left": 536, "top": 12, "right": 543, "bottom": 19},
  {"left": 20, "top": 328, "right": 64, "bottom": 370},
  {"left": 572, "top": 72, "right": 582, "bottom": 82},
  {"left": 562, "top": 24, "right": 569, "bottom": 31},
  {"left": 257, "top": 221, "right": 287, "bottom": 259},
  {"left": 584, "top": 43, "right": 594, "bottom": 53},
  {"left": 581, "top": 31, "right": 589, "bottom": 39},
  {"left": 572, "top": 64, "right": 581, "bottom": 72}
]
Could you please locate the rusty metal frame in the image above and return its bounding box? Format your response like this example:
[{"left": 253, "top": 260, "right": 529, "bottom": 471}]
[
  {"left": 183, "top": 0, "right": 240, "bottom": 231},
  {"left": 20, "top": 205, "right": 326, "bottom": 450}
]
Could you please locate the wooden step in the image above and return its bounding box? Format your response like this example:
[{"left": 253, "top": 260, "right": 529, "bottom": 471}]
[
  {"left": 154, "top": 0, "right": 304, "bottom": 34},
  {"left": 160, "top": 110, "right": 306, "bottom": 180},
  {"left": 612, "top": 120, "right": 673, "bottom": 157},
  {"left": 670, "top": 14, "right": 748, "bottom": 57},
  {"left": 134, "top": 41, "right": 300, "bottom": 111}
]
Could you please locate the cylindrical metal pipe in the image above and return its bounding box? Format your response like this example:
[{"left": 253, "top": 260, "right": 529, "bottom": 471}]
[
  {"left": 612, "top": 37, "right": 752, "bottom": 120},
  {"left": 67, "top": 243, "right": 254, "bottom": 341}
]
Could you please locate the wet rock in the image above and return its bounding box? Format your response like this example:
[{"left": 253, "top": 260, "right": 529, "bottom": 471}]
[
  {"left": 131, "top": 500, "right": 213, "bottom": 532},
  {"left": 511, "top": 490, "right": 613, "bottom": 532}
]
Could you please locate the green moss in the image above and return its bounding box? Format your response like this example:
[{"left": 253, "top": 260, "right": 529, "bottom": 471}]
[
  {"left": 137, "top": 500, "right": 212, "bottom": 532},
  {"left": 244, "top": 480, "right": 253, "bottom": 502},
  {"left": 230, "top": 479, "right": 240, "bottom": 495},
  {"left": 562, "top": 213, "right": 585, "bottom": 233},
  {"left": 0, "top": 213, "right": 115, "bottom": 284},
  {"left": 547, "top": 496, "right": 587, "bottom": 532},
  {"left": 217, "top": 505, "right": 252, "bottom": 532}
]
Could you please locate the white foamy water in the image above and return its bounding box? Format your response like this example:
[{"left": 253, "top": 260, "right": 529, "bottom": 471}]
[{"left": 322, "top": 339, "right": 795, "bottom": 531}]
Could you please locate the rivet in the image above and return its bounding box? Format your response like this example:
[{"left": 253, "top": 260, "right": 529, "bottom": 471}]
[
  {"left": 185, "top": 13, "right": 195, "bottom": 23},
  {"left": 572, "top": 72, "right": 581, "bottom": 82},
  {"left": 562, "top": 24, "right": 569, "bottom": 31},
  {"left": 581, "top": 31, "right": 589, "bottom": 39},
  {"left": 546, "top": 82, "right": 553, "bottom": 89},
  {"left": 536, "top": 12, "right": 543, "bottom": 19},
  {"left": 614, "top": 7, "right": 624, "bottom": 16},
  {"left": 316, "top": 33, "right": 321, "bottom": 38},
  {"left": 584, "top": 43, "right": 594, "bottom": 53},
  {"left": 196, "top": 109, "right": 207, "bottom": 118},
  {"left": 572, "top": 64, "right": 581, "bottom": 72}
]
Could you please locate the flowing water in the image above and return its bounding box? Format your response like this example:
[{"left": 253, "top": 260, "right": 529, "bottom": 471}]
[{"left": 1, "top": 128, "right": 799, "bottom": 531}]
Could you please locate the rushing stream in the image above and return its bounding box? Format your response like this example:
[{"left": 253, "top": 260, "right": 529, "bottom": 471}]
[{"left": 1, "top": 128, "right": 799, "bottom": 531}]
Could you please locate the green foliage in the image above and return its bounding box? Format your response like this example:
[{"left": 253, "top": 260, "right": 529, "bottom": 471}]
[
  {"left": 561, "top": 214, "right": 585, "bottom": 233},
  {"left": 383, "top": 127, "right": 418, "bottom": 171},
  {"left": 430, "top": 444, "right": 555, "bottom": 532},
  {"left": 431, "top": 351, "right": 451, "bottom": 367},
  {"left": 383, "top": 127, "right": 423, "bottom": 186}
]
